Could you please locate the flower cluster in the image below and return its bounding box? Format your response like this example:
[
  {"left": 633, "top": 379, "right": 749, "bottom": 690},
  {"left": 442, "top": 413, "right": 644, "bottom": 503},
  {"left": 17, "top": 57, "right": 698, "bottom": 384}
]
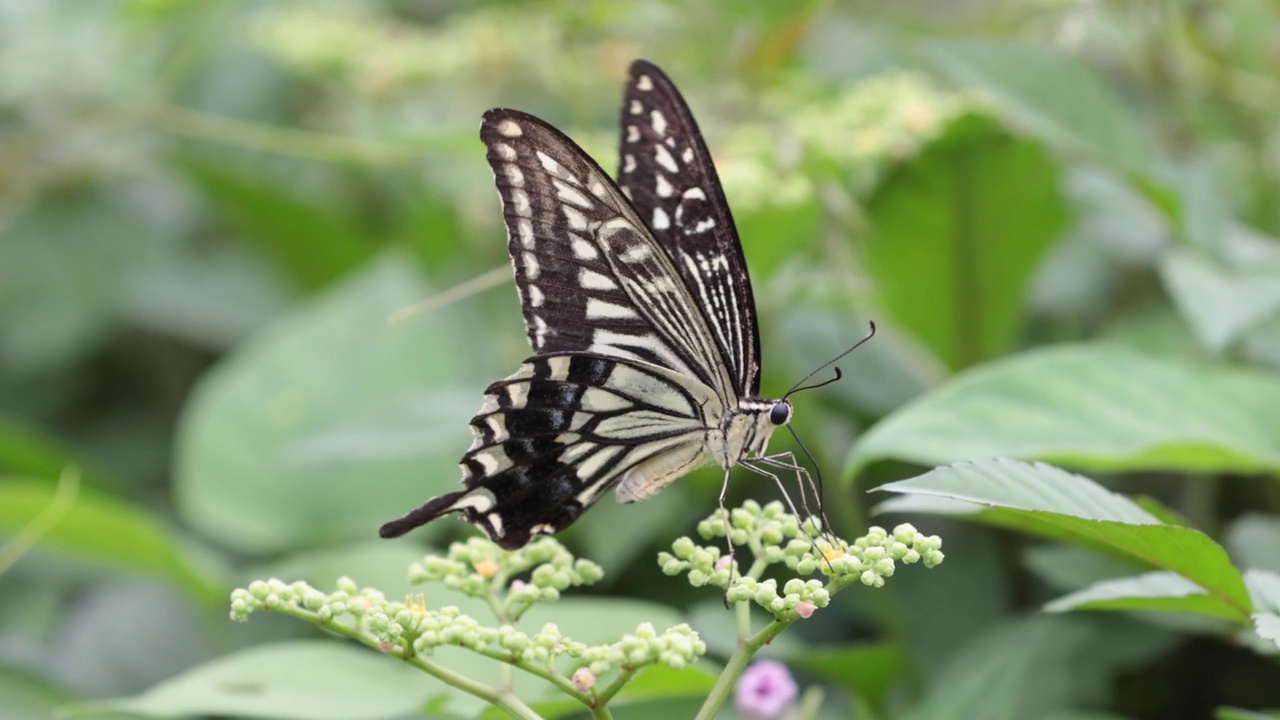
[
  {"left": 229, "top": 536, "right": 705, "bottom": 686},
  {"left": 409, "top": 536, "right": 603, "bottom": 621},
  {"left": 252, "top": 6, "right": 562, "bottom": 98},
  {"left": 658, "top": 500, "right": 944, "bottom": 620}
]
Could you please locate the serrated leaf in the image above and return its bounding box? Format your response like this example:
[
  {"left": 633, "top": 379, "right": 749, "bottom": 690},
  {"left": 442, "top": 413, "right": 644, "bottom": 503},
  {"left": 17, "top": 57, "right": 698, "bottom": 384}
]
[
  {"left": 848, "top": 344, "right": 1280, "bottom": 477},
  {"left": 0, "top": 478, "right": 221, "bottom": 604},
  {"left": 174, "top": 255, "right": 485, "bottom": 555},
  {"left": 1044, "top": 571, "right": 1242, "bottom": 621},
  {"left": 876, "top": 459, "right": 1252, "bottom": 620},
  {"left": 865, "top": 112, "right": 1068, "bottom": 369},
  {"left": 925, "top": 40, "right": 1149, "bottom": 170}
]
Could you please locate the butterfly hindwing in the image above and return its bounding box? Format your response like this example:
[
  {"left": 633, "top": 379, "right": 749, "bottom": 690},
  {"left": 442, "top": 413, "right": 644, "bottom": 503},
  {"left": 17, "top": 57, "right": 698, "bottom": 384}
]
[
  {"left": 379, "top": 353, "right": 717, "bottom": 549},
  {"left": 617, "top": 60, "right": 762, "bottom": 397}
]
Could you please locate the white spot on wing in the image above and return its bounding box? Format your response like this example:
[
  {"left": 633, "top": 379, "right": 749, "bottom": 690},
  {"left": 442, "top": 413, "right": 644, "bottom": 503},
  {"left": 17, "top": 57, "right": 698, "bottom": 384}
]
[
  {"left": 517, "top": 218, "right": 535, "bottom": 248},
  {"left": 654, "top": 144, "right": 678, "bottom": 173},
  {"left": 570, "top": 234, "right": 598, "bottom": 260},
  {"left": 636, "top": 74, "right": 653, "bottom": 91},
  {"left": 619, "top": 244, "right": 652, "bottom": 263},
  {"left": 650, "top": 110, "right": 667, "bottom": 137},
  {"left": 681, "top": 147, "right": 694, "bottom": 163},
  {"left": 579, "top": 268, "right": 616, "bottom": 291},
  {"left": 683, "top": 187, "right": 706, "bottom": 200},
  {"left": 494, "top": 143, "right": 516, "bottom": 161},
  {"left": 496, "top": 119, "right": 523, "bottom": 137},
  {"left": 626, "top": 126, "right": 640, "bottom": 143},
  {"left": 586, "top": 298, "right": 638, "bottom": 319},
  {"left": 630, "top": 99, "right": 643, "bottom": 115},
  {"left": 656, "top": 174, "right": 673, "bottom": 198},
  {"left": 532, "top": 316, "right": 548, "bottom": 347},
  {"left": 486, "top": 512, "right": 505, "bottom": 538},
  {"left": 449, "top": 489, "right": 496, "bottom": 512},
  {"left": 652, "top": 207, "right": 670, "bottom": 230},
  {"left": 623, "top": 154, "right": 636, "bottom": 173},
  {"left": 547, "top": 355, "right": 571, "bottom": 381},
  {"left": 522, "top": 252, "right": 540, "bottom": 279},
  {"left": 503, "top": 164, "right": 524, "bottom": 188},
  {"left": 554, "top": 180, "right": 593, "bottom": 209},
  {"left": 511, "top": 189, "right": 531, "bottom": 217},
  {"left": 563, "top": 205, "right": 588, "bottom": 230},
  {"left": 528, "top": 285, "right": 544, "bottom": 307}
]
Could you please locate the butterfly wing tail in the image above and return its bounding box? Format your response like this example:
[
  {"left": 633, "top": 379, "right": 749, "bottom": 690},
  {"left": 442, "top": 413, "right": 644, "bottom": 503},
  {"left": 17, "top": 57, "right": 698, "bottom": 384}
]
[{"left": 378, "top": 489, "right": 490, "bottom": 539}]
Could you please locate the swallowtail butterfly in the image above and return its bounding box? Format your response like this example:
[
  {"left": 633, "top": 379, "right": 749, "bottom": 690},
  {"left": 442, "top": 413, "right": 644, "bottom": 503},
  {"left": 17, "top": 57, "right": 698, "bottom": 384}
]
[{"left": 381, "top": 60, "right": 840, "bottom": 549}]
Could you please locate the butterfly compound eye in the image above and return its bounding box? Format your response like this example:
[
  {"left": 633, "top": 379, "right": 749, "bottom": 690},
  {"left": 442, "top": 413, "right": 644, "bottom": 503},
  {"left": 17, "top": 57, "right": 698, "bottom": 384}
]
[{"left": 768, "top": 401, "right": 792, "bottom": 426}]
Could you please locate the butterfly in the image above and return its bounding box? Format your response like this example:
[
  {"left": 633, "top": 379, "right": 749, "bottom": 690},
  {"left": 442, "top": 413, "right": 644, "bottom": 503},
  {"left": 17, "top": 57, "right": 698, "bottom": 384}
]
[{"left": 381, "top": 60, "right": 862, "bottom": 549}]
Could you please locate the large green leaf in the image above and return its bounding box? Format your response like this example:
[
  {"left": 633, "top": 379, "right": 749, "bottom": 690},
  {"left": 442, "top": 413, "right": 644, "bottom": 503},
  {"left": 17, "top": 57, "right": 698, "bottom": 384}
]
[
  {"left": 0, "top": 478, "right": 221, "bottom": 603},
  {"left": 180, "top": 160, "right": 372, "bottom": 289},
  {"left": 102, "top": 641, "right": 442, "bottom": 720},
  {"left": 174, "top": 255, "right": 486, "bottom": 555},
  {"left": 863, "top": 112, "right": 1068, "bottom": 369},
  {"left": 848, "top": 344, "right": 1280, "bottom": 478},
  {"left": 924, "top": 40, "right": 1149, "bottom": 171},
  {"left": 876, "top": 459, "right": 1252, "bottom": 620}
]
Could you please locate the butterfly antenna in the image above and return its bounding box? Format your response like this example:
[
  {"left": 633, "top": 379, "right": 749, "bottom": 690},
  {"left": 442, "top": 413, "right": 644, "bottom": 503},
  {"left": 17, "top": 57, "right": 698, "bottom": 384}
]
[{"left": 784, "top": 321, "right": 876, "bottom": 398}]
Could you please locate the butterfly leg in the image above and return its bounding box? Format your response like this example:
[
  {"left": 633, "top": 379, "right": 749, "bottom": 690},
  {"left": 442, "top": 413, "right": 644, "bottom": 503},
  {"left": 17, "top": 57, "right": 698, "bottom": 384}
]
[
  {"left": 742, "top": 457, "right": 837, "bottom": 571},
  {"left": 717, "top": 466, "right": 737, "bottom": 607},
  {"left": 755, "top": 452, "right": 837, "bottom": 545}
]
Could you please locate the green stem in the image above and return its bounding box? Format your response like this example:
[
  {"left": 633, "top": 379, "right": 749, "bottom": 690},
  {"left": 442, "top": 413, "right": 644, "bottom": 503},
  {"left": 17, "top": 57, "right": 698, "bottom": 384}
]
[
  {"left": 0, "top": 467, "right": 80, "bottom": 578},
  {"left": 694, "top": 608, "right": 797, "bottom": 720}
]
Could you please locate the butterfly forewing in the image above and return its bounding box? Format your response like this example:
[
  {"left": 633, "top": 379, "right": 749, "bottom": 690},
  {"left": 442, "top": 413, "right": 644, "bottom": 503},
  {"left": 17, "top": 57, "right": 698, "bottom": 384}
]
[
  {"left": 617, "top": 60, "right": 762, "bottom": 397},
  {"left": 480, "top": 109, "right": 734, "bottom": 399}
]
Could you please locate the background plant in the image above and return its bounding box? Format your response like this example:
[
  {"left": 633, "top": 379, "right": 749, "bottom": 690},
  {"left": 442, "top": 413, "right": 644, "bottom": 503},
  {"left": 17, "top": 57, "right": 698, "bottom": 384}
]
[{"left": 3, "top": 1, "right": 1280, "bottom": 719}]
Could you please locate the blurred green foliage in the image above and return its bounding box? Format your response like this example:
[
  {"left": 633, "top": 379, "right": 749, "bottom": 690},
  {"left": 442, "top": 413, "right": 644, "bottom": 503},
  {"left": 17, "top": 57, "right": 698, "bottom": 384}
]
[{"left": 3, "top": 0, "right": 1280, "bottom": 718}]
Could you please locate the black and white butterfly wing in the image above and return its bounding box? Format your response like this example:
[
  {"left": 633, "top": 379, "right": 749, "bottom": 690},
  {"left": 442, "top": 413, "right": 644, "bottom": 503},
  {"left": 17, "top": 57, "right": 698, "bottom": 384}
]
[
  {"left": 380, "top": 106, "right": 742, "bottom": 546},
  {"left": 379, "top": 353, "right": 719, "bottom": 549},
  {"left": 617, "top": 60, "right": 762, "bottom": 397},
  {"left": 477, "top": 108, "right": 735, "bottom": 400}
]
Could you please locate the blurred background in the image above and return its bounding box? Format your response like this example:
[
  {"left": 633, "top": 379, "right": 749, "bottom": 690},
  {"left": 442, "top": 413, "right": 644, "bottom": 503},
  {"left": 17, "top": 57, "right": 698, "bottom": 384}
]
[{"left": 3, "top": 1, "right": 1280, "bottom": 718}]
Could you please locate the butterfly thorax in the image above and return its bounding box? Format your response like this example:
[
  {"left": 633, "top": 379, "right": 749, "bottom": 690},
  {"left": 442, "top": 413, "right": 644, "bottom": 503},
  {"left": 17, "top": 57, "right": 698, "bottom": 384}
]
[{"left": 713, "top": 397, "right": 791, "bottom": 470}]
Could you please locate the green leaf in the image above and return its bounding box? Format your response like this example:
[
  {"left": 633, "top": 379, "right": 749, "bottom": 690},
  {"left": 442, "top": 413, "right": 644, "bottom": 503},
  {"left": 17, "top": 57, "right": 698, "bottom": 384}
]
[
  {"left": 1159, "top": 250, "right": 1280, "bottom": 351},
  {"left": 174, "top": 255, "right": 486, "bottom": 555},
  {"left": 0, "top": 663, "right": 74, "bottom": 720},
  {"left": 180, "top": 160, "right": 372, "bottom": 289},
  {"left": 1217, "top": 708, "right": 1280, "bottom": 720},
  {"left": 101, "top": 641, "right": 439, "bottom": 720},
  {"left": 864, "top": 112, "right": 1068, "bottom": 369},
  {"left": 0, "top": 478, "right": 221, "bottom": 603},
  {"left": 1044, "top": 571, "right": 1244, "bottom": 622},
  {"left": 848, "top": 344, "right": 1280, "bottom": 477},
  {"left": 925, "top": 40, "right": 1149, "bottom": 170},
  {"left": 876, "top": 459, "right": 1252, "bottom": 620},
  {"left": 0, "top": 417, "right": 111, "bottom": 487}
]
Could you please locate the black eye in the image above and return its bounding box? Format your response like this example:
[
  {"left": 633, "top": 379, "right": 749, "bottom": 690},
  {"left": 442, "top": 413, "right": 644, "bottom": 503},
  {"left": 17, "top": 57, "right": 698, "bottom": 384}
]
[{"left": 769, "top": 402, "right": 791, "bottom": 426}]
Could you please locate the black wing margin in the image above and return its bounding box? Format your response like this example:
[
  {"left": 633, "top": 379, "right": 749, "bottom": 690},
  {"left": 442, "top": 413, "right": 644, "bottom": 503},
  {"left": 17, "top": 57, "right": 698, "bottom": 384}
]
[{"left": 616, "top": 59, "right": 762, "bottom": 397}]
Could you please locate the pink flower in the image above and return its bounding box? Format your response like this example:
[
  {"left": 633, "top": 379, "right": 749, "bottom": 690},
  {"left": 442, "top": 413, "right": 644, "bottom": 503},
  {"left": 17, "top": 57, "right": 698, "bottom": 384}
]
[
  {"left": 572, "top": 667, "right": 596, "bottom": 692},
  {"left": 795, "top": 600, "right": 816, "bottom": 619},
  {"left": 735, "top": 659, "right": 798, "bottom": 719}
]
